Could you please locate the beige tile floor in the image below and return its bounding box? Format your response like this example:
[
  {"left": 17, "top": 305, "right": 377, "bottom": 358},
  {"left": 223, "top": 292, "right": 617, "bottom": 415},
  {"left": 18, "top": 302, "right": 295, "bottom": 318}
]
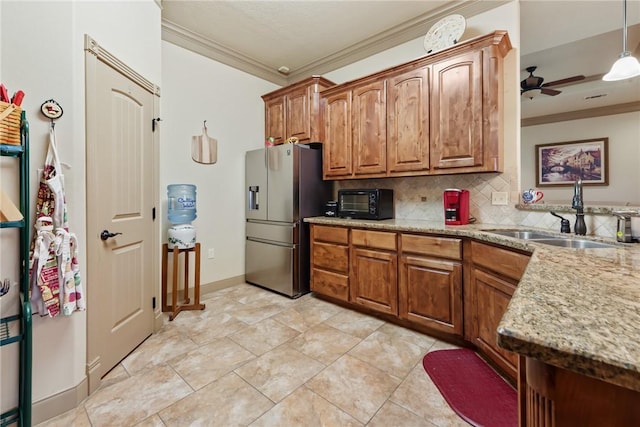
[{"left": 37, "top": 283, "right": 473, "bottom": 427}]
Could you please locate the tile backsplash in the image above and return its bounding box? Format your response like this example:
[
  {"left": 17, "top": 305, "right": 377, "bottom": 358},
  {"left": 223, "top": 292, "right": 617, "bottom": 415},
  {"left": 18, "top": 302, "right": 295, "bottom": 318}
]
[{"left": 335, "top": 172, "right": 620, "bottom": 239}]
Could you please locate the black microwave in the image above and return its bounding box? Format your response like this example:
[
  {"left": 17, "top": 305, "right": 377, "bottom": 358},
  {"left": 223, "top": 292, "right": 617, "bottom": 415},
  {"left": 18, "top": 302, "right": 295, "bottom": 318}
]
[{"left": 337, "top": 189, "right": 394, "bottom": 220}]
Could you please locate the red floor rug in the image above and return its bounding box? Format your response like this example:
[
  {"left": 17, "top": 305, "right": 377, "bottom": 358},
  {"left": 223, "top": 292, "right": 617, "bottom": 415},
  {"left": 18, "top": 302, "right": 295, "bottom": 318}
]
[{"left": 422, "top": 348, "right": 517, "bottom": 427}]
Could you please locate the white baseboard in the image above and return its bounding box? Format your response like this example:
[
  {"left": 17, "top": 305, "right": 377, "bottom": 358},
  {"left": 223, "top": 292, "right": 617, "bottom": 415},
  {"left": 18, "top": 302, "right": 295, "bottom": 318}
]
[
  {"left": 32, "top": 377, "right": 88, "bottom": 425},
  {"left": 200, "top": 275, "right": 245, "bottom": 295}
]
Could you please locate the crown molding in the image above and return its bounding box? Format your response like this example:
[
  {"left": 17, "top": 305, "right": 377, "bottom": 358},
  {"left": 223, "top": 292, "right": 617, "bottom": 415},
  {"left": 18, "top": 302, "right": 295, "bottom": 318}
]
[
  {"left": 288, "top": 0, "right": 509, "bottom": 82},
  {"left": 161, "top": 19, "right": 288, "bottom": 86},
  {"left": 521, "top": 101, "right": 640, "bottom": 127},
  {"left": 161, "top": 0, "right": 508, "bottom": 86}
]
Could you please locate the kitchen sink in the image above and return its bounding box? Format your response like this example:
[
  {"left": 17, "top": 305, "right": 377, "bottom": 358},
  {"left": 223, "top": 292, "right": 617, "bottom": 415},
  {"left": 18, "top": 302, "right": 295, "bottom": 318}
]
[
  {"left": 529, "top": 238, "right": 617, "bottom": 249},
  {"left": 485, "top": 230, "right": 557, "bottom": 240},
  {"left": 484, "top": 229, "right": 618, "bottom": 249}
]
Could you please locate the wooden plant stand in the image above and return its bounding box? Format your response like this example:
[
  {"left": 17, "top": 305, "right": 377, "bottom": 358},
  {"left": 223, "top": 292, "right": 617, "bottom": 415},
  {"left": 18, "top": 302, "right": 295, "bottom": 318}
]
[{"left": 161, "top": 242, "right": 205, "bottom": 320}]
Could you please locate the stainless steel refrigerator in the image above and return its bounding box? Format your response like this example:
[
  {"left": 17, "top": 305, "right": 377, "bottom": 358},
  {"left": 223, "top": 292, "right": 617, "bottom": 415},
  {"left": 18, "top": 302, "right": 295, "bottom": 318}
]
[{"left": 245, "top": 144, "right": 332, "bottom": 297}]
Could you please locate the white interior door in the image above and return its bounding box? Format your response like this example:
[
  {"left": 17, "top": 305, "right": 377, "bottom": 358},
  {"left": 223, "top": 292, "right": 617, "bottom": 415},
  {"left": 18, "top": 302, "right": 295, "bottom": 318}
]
[{"left": 85, "top": 38, "right": 157, "bottom": 393}]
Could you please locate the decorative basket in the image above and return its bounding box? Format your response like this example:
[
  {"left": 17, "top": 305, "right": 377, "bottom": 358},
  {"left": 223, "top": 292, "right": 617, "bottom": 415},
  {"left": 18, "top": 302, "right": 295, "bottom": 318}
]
[{"left": 0, "top": 101, "right": 22, "bottom": 145}]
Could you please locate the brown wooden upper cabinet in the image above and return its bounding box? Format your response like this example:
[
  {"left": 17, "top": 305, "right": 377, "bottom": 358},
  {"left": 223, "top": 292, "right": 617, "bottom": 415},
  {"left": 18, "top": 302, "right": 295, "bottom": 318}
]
[
  {"left": 322, "top": 89, "right": 353, "bottom": 177},
  {"left": 262, "top": 76, "right": 334, "bottom": 145},
  {"left": 430, "top": 50, "right": 483, "bottom": 170},
  {"left": 322, "top": 78, "right": 387, "bottom": 178},
  {"left": 319, "top": 31, "right": 511, "bottom": 180},
  {"left": 352, "top": 79, "right": 387, "bottom": 176},
  {"left": 387, "top": 67, "right": 430, "bottom": 174}
]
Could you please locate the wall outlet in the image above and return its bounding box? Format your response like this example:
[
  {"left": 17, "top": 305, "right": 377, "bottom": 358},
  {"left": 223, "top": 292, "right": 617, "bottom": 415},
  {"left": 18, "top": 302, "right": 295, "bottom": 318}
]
[
  {"left": 491, "top": 191, "right": 509, "bottom": 205},
  {"left": 207, "top": 248, "right": 215, "bottom": 259}
]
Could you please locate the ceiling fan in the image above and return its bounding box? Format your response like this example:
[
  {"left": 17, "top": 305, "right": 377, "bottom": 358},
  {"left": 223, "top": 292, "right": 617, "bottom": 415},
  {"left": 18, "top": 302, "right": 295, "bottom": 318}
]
[{"left": 520, "top": 66, "right": 585, "bottom": 99}]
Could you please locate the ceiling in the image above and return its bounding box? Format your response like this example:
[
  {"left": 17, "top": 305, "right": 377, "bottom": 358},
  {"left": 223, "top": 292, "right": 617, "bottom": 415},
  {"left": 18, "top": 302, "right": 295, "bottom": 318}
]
[
  {"left": 161, "top": 1, "right": 640, "bottom": 118},
  {"left": 520, "top": 1, "right": 640, "bottom": 122},
  {"left": 160, "top": 0, "right": 507, "bottom": 85}
]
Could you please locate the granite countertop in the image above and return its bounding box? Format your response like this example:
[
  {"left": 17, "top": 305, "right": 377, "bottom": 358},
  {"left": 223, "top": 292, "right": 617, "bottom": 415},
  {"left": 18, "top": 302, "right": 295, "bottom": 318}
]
[{"left": 305, "top": 217, "right": 640, "bottom": 392}]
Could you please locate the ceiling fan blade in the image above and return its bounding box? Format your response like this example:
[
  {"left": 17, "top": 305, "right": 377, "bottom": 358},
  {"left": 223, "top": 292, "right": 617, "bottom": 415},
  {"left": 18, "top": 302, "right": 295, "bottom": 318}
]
[
  {"left": 541, "top": 88, "right": 561, "bottom": 96},
  {"left": 542, "top": 75, "right": 585, "bottom": 88}
]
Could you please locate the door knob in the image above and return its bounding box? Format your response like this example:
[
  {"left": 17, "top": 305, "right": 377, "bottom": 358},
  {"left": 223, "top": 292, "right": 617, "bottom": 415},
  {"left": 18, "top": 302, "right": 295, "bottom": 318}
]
[{"left": 100, "top": 230, "right": 122, "bottom": 241}]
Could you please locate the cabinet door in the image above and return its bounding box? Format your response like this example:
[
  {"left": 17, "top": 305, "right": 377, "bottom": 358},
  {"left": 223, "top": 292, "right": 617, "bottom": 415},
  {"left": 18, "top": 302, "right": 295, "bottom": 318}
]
[
  {"left": 322, "top": 90, "right": 353, "bottom": 178},
  {"left": 265, "top": 96, "right": 286, "bottom": 145},
  {"left": 431, "top": 50, "right": 483, "bottom": 170},
  {"left": 387, "top": 67, "right": 430, "bottom": 173},
  {"left": 399, "top": 255, "right": 462, "bottom": 335},
  {"left": 286, "top": 86, "right": 311, "bottom": 141},
  {"left": 350, "top": 247, "right": 397, "bottom": 315},
  {"left": 352, "top": 79, "right": 387, "bottom": 176},
  {"left": 471, "top": 268, "right": 518, "bottom": 379}
]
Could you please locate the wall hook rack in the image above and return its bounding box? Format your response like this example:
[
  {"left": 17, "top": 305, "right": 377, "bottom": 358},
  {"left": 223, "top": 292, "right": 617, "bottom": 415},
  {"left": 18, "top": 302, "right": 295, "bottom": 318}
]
[
  {"left": 152, "top": 117, "right": 162, "bottom": 132},
  {"left": 40, "top": 99, "right": 63, "bottom": 129}
]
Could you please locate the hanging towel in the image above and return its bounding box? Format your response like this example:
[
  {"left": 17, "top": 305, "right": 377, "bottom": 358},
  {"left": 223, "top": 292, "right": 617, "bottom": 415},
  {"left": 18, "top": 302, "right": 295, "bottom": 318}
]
[
  {"left": 29, "top": 127, "right": 85, "bottom": 316},
  {"left": 57, "top": 227, "right": 85, "bottom": 315},
  {"left": 30, "top": 217, "right": 60, "bottom": 317}
]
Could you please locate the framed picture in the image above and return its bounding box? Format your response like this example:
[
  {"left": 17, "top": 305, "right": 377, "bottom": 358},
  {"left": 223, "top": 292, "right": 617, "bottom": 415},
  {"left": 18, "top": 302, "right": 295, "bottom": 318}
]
[{"left": 535, "top": 138, "right": 608, "bottom": 186}]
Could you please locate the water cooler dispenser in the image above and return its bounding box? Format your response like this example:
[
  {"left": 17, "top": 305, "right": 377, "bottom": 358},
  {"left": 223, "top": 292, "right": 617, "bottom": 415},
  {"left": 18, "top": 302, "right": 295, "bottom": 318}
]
[{"left": 167, "top": 184, "right": 197, "bottom": 249}]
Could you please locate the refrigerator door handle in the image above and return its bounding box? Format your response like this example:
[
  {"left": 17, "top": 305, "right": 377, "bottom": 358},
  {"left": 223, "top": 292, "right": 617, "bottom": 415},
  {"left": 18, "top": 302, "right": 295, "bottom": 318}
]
[{"left": 248, "top": 186, "right": 259, "bottom": 210}]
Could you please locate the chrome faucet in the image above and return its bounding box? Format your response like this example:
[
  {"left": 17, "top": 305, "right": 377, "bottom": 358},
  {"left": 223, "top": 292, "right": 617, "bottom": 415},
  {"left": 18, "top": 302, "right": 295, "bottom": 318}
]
[{"left": 572, "top": 178, "right": 587, "bottom": 235}]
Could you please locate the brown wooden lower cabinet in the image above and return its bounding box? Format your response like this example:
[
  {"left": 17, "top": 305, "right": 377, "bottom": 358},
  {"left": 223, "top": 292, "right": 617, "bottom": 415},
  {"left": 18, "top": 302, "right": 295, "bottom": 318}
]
[
  {"left": 523, "top": 358, "right": 640, "bottom": 427},
  {"left": 470, "top": 268, "right": 519, "bottom": 378},
  {"left": 398, "top": 234, "right": 463, "bottom": 336},
  {"left": 310, "top": 227, "right": 529, "bottom": 369},
  {"left": 466, "top": 240, "right": 531, "bottom": 381},
  {"left": 350, "top": 229, "right": 398, "bottom": 315},
  {"left": 310, "top": 225, "right": 349, "bottom": 302}
]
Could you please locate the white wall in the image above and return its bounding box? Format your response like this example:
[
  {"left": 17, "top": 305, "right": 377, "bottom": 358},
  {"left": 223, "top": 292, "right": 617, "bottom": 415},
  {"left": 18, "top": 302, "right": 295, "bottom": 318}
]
[
  {"left": 0, "top": 0, "right": 161, "bottom": 412},
  {"left": 160, "top": 42, "right": 278, "bottom": 285},
  {"left": 522, "top": 112, "right": 640, "bottom": 204}
]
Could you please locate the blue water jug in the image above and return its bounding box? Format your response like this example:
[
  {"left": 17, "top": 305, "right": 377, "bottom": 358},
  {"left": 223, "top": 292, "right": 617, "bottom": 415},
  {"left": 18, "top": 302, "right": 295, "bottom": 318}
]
[{"left": 167, "top": 184, "right": 197, "bottom": 224}]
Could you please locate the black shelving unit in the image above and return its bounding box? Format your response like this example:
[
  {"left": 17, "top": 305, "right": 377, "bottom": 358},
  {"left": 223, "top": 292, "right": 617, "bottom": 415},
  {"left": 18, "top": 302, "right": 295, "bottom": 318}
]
[{"left": 0, "top": 111, "right": 32, "bottom": 427}]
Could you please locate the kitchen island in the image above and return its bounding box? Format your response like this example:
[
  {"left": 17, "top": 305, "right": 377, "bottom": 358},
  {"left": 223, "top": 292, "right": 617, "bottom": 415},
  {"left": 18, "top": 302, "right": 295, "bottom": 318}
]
[{"left": 305, "top": 217, "right": 640, "bottom": 425}]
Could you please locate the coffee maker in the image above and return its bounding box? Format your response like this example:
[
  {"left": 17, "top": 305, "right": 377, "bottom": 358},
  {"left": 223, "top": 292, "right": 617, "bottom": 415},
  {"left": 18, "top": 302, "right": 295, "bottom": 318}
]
[{"left": 443, "top": 189, "right": 470, "bottom": 225}]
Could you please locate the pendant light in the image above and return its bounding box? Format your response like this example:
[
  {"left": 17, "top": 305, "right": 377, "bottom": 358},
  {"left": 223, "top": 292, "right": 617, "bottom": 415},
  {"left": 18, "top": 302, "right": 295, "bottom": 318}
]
[{"left": 603, "top": 0, "right": 640, "bottom": 81}]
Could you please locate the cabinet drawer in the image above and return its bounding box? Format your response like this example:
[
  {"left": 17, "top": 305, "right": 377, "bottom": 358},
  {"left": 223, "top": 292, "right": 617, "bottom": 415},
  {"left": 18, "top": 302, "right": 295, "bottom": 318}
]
[
  {"left": 401, "top": 234, "right": 461, "bottom": 260},
  {"left": 312, "top": 241, "right": 349, "bottom": 273},
  {"left": 351, "top": 229, "right": 397, "bottom": 251},
  {"left": 471, "top": 241, "right": 531, "bottom": 281},
  {"left": 311, "top": 268, "right": 349, "bottom": 301},
  {"left": 312, "top": 225, "right": 349, "bottom": 245}
]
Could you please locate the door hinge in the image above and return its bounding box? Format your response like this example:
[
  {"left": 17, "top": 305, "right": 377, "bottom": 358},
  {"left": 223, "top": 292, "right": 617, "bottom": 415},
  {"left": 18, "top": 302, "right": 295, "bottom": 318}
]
[
  {"left": 152, "top": 297, "right": 156, "bottom": 309},
  {"left": 152, "top": 207, "right": 156, "bottom": 221},
  {"left": 152, "top": 117, "right": 162, "bottom": 132}
]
